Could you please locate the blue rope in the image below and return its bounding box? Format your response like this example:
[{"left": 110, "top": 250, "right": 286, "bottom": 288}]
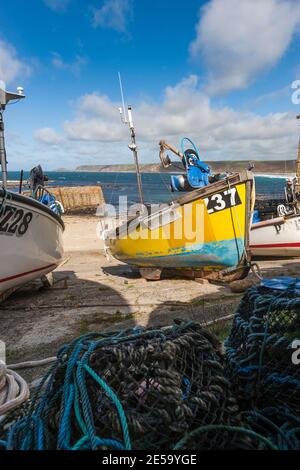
[
  {"left": 3, "top": 329, "right": 135, "bottom": 450},
  {"left": 180, "top": 137, "right": 200, "bottom": 157},
  {"left": 58, "top": 384, "right": 74, "bottom": 449},
  {"left": 72, "top": 436, "right": 126, "bottom": 450},
  {"left": 82, "top": 364, "right": 131, "bottom": 450},
  {"left": 0, "top": 439, "right": 7, "bottom": 448}
]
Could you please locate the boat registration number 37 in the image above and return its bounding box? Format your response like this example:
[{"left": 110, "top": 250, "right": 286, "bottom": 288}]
[
  {"left": 0, "top": 205, "right": 33, "bottom": 236},
  {"left": 204, "top": 188, "right": 241, "bottom": 214}
]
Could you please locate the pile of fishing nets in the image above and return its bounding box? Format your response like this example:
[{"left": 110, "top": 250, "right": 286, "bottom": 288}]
[
  {"left": 225, "top": 277, "right": 300, "bottom": 449},
  {"left": 1, "top": 277, "right": 300, "bottom": 450},
  {"left": 226, "top": 278, "right": 300, "bottom": 410},
  {"left": 1, "top": 320, "right": 270, "bottom": 451}
]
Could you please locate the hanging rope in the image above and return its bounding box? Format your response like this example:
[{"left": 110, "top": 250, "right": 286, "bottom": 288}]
[{"left": 225, "top": 176, "right": 263, "bottom": 280}]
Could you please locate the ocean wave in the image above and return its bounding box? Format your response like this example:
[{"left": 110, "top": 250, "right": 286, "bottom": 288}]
[{"left": 255, "top": 173, "right": 291, "bottom": 180}]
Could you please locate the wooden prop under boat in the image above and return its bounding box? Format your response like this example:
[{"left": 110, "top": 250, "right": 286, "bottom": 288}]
[{"left": 106, "top": 171, "right": 254, "bottom": 280}]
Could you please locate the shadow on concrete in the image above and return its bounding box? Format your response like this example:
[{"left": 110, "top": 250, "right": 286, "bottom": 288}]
[
  {"left": 102, "top": 264, "right": 140, "bottom": 279},
  {"left": 0, "top": 270, "right": 130, "bottom": 355},
  {"left": 5, "top": 253, "right": 299, "bottom": 374}
]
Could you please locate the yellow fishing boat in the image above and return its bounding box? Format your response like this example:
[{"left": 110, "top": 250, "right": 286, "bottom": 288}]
[
  {"left": 105, "top": 99, "right": 254, "bottom": 280},
  {"left": 106, "top": 171, "right": 255, "bottom": 280}
]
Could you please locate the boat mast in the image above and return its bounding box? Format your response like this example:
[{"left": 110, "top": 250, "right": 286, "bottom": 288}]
[
  {"left": 118, "top": 73, "right": 144, "bottom": 205},
  {"left": 0, "top": 84, "right": 25, "bottom": 188},
  {"left": 296, "top": 115, "right": 300, "bottom": 195},
  {"left": 127, "top": 106, "right": 144, "bottom": 205}
]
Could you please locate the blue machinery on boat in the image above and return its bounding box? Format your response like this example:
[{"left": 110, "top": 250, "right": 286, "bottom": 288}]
[
  {"left": 28, "top": 165, "right": 64, "bottom": 215},
  {"left": 159, "top": 137, "right": 211, "bottom": 192}
]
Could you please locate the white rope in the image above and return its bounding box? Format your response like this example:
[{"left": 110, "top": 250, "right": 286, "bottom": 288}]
[
  {"left": 0, "top": 361, "right": 29, "bottom": 416},
  {"left": 7, "top": 357, "right": 56, "bottom": 370}
]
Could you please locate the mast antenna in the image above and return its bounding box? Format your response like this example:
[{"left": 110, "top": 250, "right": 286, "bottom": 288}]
[
  {"left": 0, "top": 84, "right": 25, "bottom": 188},
  {"left": 295, "top": 115, "right": 300, "bottom": 192},
  {"left": 117, "top": 72, "right": 144, "bottom": 205},
  {"left": 118, "top": 72, "right": 128, "bottom": 124}
]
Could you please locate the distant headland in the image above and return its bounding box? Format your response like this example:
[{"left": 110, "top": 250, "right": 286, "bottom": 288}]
[{"left": 73, "top": 160, "right": 297, "bottom": 175}]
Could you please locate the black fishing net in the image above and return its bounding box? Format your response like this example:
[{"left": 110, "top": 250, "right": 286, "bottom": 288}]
[
  {"left": 3, "top": 295, "right": 300, "bottom": 450},
  {"left": 242, "top": 406, "right": 300, "bottom": 450},
  {"left": 225, "top": 284, "right": 300, "bottom": 413},
  {"left": 48, "top": 321, "right": 244, "bottom": 450},
  {"left": 4, "top": 320, "right": 259, "bottom": 450}
]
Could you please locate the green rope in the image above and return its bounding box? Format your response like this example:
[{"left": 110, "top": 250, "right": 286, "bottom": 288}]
[{"left": 173, "top": 424, "right": 278, "bottom": 450}]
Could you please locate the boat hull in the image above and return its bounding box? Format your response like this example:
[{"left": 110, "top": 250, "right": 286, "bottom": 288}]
[
  {"left": 0, "top": 191, "right": 64, "bottom": 296},
  {"left": 106, "top": 172, "right": 254, "bottom": 272},
  {"left": 250, "top": 214, "right": 300, "bottom": 257}
]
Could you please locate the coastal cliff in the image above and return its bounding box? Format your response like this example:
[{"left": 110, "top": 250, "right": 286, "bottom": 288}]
[{"left": 75, "top": 160, "right": 297, "bottom": 175}]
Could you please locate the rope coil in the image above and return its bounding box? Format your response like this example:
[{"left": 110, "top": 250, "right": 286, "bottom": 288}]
[{"left": 0, "top": 362, "right": 29, "bottom": 416}]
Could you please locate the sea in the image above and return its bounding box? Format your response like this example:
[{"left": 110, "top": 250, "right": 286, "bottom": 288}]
[{"left": 6, "top": 171, "right": 287, "bottom": 207}]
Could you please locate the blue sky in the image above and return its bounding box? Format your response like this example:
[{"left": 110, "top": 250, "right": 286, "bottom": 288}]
[{"left": 1, "top": 0, "right": 300, "bottom": 169}]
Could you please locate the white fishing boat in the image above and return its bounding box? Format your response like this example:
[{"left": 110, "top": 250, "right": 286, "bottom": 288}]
[
  {"left": 0, "top": 85, "right": 64, "bottom": 299},
  {"left": 250, "top": 214, "right": 300, "bottom": 257},
  {"left": 250, "top": 115, "right": 300, "bottom": 258}
]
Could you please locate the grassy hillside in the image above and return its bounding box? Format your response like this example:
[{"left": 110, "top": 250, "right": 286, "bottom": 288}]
[{"left": 75, "top": 160, "right": 297, "bottom": 175}]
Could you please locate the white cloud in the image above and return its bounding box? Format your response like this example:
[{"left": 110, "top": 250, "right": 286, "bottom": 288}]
[
  {"left": 43, "top": 0, "right": 71, "bottom": 12},
  {"left": 34, "top": 127, "right": 63, "bottom": 145},
  {"left": 190, "top": 0, "right": 300, "bottom": 94},
  {"left": 0, "top": 39, "right": 31, "bottom": 85},
  {"left": 64, "top": 93, "right": 127, "bottom": 141},
  {"left": 62, "top": 75, "right": 298, "bottom": 162},
  {"left": 92, "top": 0, "right": 133, "bottom": 32},
  {"left": 51, "top": 52, "right": 87, "bottom": 76}
]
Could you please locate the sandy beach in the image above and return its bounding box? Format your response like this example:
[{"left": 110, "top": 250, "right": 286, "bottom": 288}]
[{"left": 1, "top": 213, "right": 300, "bottom": 382}]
